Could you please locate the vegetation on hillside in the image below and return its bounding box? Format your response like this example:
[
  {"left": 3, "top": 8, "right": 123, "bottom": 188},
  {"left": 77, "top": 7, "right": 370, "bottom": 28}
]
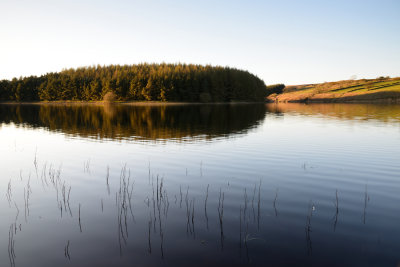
[
  {"left": 266, "top": 84, "right": 285, "bottom": 95},
  {"left": 268, "top": 77, "right": 400, "bottom": 103},
  {"left": 0, "top": 64, "right": 267, "bottom": 102}
]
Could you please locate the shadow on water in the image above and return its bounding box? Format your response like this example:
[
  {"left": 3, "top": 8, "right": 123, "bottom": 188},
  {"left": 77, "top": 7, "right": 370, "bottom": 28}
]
[{"left": 0, "top": 103, "right": 267, "bottom": 142}]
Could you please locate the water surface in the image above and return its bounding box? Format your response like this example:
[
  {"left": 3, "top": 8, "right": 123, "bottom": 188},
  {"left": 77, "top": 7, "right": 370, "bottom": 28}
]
[{"left": 0, "top": 103, "right": 399, "bottom": 266}]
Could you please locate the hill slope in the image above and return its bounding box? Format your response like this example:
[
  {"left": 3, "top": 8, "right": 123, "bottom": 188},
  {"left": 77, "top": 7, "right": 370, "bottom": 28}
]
[{"left": 268, "top": 77, "right": 400, "bottom": 103}]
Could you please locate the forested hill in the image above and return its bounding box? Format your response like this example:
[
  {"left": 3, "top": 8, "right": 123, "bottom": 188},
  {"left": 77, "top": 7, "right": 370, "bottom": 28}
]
[{"left": 0, "top": 64, "right": 267, "bottom": 102}]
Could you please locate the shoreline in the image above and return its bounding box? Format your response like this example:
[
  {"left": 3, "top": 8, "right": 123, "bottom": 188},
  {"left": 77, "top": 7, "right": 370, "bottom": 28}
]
[
  {"left": 0, "top": 100, "right": 266, "bottom": 106},
  {"left": 267, "top": 98, "right": 400, "bottom": 104},
  {"left": 2, "top": 97, "right": 400, "bottom": 105}
]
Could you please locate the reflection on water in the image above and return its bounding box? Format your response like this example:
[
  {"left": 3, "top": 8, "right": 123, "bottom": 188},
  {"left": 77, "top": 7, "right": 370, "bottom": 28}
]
[
  {"left": 266, "top": 103, "right": 400, "bottom": 123},
  {"left": 0, "top": 103, "right": 266, "bottom": 142},
  {"left": 1, "top": 103, "right": 399, "bottom": 143},
  {"left": 0, "top": 103, "right": 399, "bottom": 267}
]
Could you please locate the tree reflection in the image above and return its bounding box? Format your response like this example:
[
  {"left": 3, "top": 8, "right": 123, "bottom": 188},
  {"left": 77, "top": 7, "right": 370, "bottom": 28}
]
[{"left": 0, "top": 103, "right": 266, "bottom": 142}]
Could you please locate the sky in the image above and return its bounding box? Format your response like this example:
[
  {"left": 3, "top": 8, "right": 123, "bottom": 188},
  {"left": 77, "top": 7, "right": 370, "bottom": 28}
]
[{"left": 0, "top": 0, "right": 399, "bottom": 85}]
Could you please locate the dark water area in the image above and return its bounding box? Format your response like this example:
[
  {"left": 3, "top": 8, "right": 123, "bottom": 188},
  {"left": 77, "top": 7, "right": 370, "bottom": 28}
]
[{"left": 0, "top": 103, "right": 399, "bottom": 266}]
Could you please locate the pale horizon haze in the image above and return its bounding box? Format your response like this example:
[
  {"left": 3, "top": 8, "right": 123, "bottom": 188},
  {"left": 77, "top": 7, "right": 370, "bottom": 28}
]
[{"left": 0, "top": 0, "right": 399, "bottom": 85}]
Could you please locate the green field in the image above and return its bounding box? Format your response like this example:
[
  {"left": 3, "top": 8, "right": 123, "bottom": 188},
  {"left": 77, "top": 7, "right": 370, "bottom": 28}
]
[{"left": 269, "top": 77, "right": 400, "bottom": 103}]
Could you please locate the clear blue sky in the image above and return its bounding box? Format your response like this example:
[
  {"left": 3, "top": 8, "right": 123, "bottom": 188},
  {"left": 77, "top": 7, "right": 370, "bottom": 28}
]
[{"left": 1, "top": 0, "right": 399, "bottom": 85}]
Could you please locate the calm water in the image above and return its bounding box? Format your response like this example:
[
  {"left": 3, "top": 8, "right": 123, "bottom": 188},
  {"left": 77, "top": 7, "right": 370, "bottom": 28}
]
[{"left": 0, "top": 103, "right": 399, "bottom": 267}]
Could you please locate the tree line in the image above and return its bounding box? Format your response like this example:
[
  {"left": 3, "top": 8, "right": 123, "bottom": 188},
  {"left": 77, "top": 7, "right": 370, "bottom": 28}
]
[{"left": 0, "top": 64, "right": 268, "bottom": 102}]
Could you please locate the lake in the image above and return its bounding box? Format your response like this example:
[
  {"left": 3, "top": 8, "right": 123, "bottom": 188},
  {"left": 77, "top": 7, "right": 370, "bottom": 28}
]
[{"left": 0, "top": 103, "right": 399, "bottom": 267}]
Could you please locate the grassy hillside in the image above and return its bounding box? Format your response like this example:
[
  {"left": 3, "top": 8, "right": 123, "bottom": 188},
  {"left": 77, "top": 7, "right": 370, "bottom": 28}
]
[{"left": 268, "top": 77, "right": 400, "bottom": 103}]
